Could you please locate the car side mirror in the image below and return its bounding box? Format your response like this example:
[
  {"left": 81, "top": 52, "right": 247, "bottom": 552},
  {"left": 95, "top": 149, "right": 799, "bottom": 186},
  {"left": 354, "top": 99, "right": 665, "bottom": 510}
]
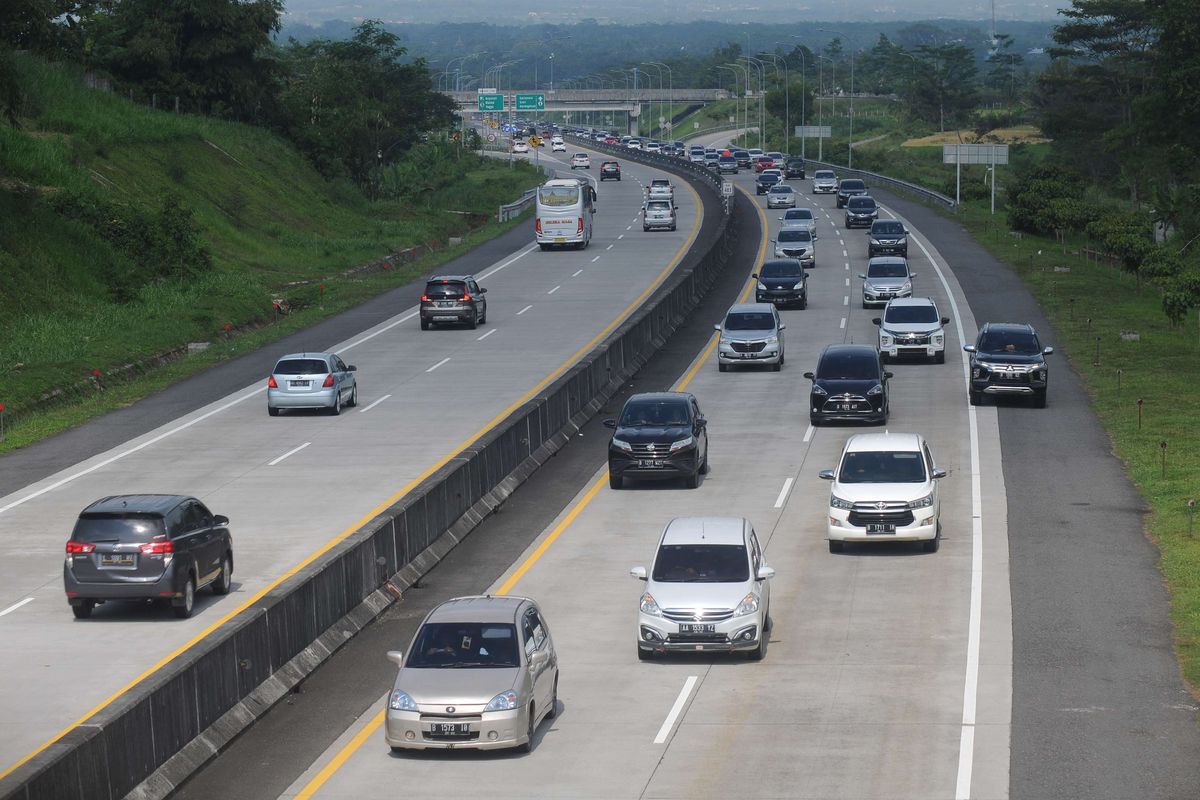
[
  {"left": 530, "top": 650, "right": 550, "bottom": 667},
  {"left": 479, "top": 287, "right": 488, "bottom": 294},
  {"left": 630, "top": 566, "right": 648, "bottom": 580},
  {"left": 778, "top": 324, "right": 786, "bottom": 331},
  {"left": 713, "top": 324, "right": 723, "bottom": 332},
  {"left": 213, "top": 514, "right": 229, "bottom": 526},
  {"left": 603, "top": 418, "right": 617, "bottom": 428},
  {"left": 803, "top": 371, "right": 815, "bottom": 380},
  {"left": 931, "top": 467, "right": 948, "bottom": 479},
  {"left": 348, "top": 365, "right": 358, "bottom": 372},
  {"left": 872, "top": 317, "right": 882, "bottom": 326},
  {"left": 858, "top": 274, "right": 866, "bottom": 280},
  {"left": 963, "top": 345, "right": 977, "bottom": 353},
  {"left": 386, "top": 650, "right": 404, "bottom": 667},
  {"left": 696, "top": 417, "right": 707, "bottom": 429},
  {"left": 777, "top": 217, "right": 784, "bottom": 221},
  {"left": 1043, "top": 346, "right": 1054, "bottom": 355},
  {"left": 941, "top": 317, "right": 950, "bottom": 325},
  {"left": 756, "top": 565, "right": 776, "bottom": 581},
  {"left": 884, "top": 371, "right": 894, "bottom": 379},
  {"left": 818, "top": 469, "right": 835, "bottom": 480},
  {"left": 751, "top": 273, "right": 759, "bottom": 279}
]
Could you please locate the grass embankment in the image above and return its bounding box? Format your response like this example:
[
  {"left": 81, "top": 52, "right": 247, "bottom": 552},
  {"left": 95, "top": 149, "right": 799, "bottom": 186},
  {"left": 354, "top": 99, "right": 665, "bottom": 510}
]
[{"left": 0, "top": 55, "right": 543, "bottom": 452}]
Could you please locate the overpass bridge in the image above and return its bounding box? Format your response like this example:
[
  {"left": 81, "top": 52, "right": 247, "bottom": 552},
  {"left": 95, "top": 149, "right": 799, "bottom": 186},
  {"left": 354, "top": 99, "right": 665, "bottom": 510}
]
[{"left": 449, "top": 88, "right": 729, "bottom": 135}]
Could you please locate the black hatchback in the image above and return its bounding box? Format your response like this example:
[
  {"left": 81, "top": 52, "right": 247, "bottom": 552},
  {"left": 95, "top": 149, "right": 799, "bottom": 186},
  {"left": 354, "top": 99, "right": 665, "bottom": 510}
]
[
  {"left": 754, "top": 258, "right": 809, "bottom": 308},
  {"left": 64, "top": 495, "right": 233, "bottom": 619},
  {"left": 604, "top": 393, "right": 709, "bottom": 489},
  {"left": 804, "top": 345, "right": 892, "bottom": 425},
  {"left": 420, "top": 275, "right": 487, "bottom": 330}
]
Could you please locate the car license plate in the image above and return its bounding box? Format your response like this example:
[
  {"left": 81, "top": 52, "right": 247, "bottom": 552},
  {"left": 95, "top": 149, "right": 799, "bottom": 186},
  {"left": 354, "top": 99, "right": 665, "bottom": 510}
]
[
  {"left": 554, "top": 237, "right": 566, "bottom": 243},
  {"left": 101, "top": 554, "right": 135, "bottom": 566},
  {"left": 430, "top": 722, "right": 470, "bottom": 736},
  {"left": 638, "top": 459, "right": 664, "bottom": 468},
  {"left": 288, "top": 380, "right": 310, "bottom": 389},
  {"left": 434, "top": 316, "right": 457, "bottom": 322},
  {"left": 437, "top": 301, "right": 454, "bottom": 308},
  {"left": 740, "top": 353, "right": 755, "bottom": 359},
  {"left": 866, "top": 523, "right": 896, "bottom": 534},
  {"left": 840, "top": 403, "right": 855, "bottom": 411},
  {"left": 679, "top": 623, "right": 716, "bottom": 634}
]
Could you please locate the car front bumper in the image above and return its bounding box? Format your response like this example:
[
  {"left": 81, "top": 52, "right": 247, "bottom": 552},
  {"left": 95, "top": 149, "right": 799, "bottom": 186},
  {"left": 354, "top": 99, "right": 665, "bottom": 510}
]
[
  {"left": 869, "top": 243, "right": 908, "bottom": 255},
  {"left": 767, "top": 198, "right": 796, "bottom": 208},
  {"left": 384, "top": 706, "right": 528, "bottom": 751},
  {"left": 637, "top": 611, "right": 764, "bottom": 654},
  {"left": 862, "top": 288, "right": 912, "bottom": 306},
  {"left": 609, "top": 450, "right": 700, "bottom": 481},
  {"left": 813, "top": 184, "right": 836, "bottom": 193},
  {"left": 718, "top": 342, "right": 782, "bottom": 365},
  {"left": 970, "top": 376, "right": 1047, "bottom": 395},
  {"left": 846, "top": 214, "right": 877, "bottom": 227},
  {"left": 827, "top": 509, "right": 938, "bottom": 542},
  {"left": 267, "top": 387, "right": 339, "bottom": 409},
  {"left": 810, "top": 397, "right": 887, "bottom": 423},
  {"left": 757, "top": 289, "right": 806, "bottom": 305}
]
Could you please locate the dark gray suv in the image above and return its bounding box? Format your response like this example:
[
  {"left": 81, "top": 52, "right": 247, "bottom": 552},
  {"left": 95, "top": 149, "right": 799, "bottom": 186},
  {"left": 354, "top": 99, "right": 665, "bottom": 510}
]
[{"left": 64, "top": 495, "right": 233, "bottom": 619}]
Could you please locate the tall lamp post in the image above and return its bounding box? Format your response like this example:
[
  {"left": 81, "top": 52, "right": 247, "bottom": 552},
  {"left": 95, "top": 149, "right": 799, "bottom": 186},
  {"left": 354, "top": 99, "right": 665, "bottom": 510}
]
[
  {"left": 816, "top": 55, "right": 835, "bottom": 163},
  {"left": 721, "top": 63, "right": 750, "bottom": 145},
  {"left": 647, "top": 61, "right": 674, "bottom": 139},
  {"left": 762, "top": 51, "right": 789, "bottom": 155},
  {"left": 739, "top": 55, "right": 766, "bottom": 150},
  {"left": 786, "top": 36, "right": 809, "bottom": 158},
  {"left": 639, "top": 63, "right": 664, "bottom": 138},
  {"left": 819, "top": 28, "right": 856, "bottom": 169}
]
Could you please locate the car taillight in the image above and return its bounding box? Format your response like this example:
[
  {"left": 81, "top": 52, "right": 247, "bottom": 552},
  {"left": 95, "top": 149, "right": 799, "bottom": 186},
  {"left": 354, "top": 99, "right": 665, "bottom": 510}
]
[
  {"left": 535, "top": 219, "right": 542, "bottom": 235},
  {"left": 140, "top": 541, "right": 174, "bottom": 555},
  {"left": 267, "top": 375, "right": 278, "bottom": 389},
  {"left": 577, "top": 217, "right": 584, "bottom": 234},
  {"left": 462, "top": 291, "right": 472, "bottom": 301},
  {"left": 420, "top": 294, "right": 430, "bottom": 302},
  {"left": 322, "top": 373, "right": 335, "bottom": 388},
  {"left": 65, "top": 541, "right": 95, "bottom": 554}
]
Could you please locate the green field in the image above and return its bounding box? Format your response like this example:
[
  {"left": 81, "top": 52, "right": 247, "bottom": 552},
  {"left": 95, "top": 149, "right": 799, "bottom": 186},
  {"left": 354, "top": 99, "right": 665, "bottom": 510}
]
[{"left": 0, "top": 55, "right": 542, "bottom": 449}]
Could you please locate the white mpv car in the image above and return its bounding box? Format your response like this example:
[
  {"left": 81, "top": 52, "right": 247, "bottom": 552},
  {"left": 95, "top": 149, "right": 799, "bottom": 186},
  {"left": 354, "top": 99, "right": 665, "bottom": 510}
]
[
  {"left": 631, "top": 517, "right": 774, "bottom": 661},
  {"left": 819, "top": 433, "right": 946, "bottom": 553}
]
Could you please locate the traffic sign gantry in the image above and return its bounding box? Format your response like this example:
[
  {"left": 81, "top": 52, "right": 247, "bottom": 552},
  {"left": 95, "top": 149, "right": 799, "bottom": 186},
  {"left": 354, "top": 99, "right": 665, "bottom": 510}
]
[
  {"left": 516, "top": 93, "right": 546, "bottom": 111},
  {"left": 477, "top": 94, "right": 504, "bottom": 112}
]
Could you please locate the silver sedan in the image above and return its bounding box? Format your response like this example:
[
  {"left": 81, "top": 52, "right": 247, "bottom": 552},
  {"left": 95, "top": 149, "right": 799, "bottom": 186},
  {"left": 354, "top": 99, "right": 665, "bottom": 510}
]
[
  {"left": 766, "top": 184, "right": 797, "bottom": 209},
  {"left": 384, "top": 596, "right": 559, "bottom": 752},
  {"left": 266, "top": 352, "right": 357, "bottom": 416}
]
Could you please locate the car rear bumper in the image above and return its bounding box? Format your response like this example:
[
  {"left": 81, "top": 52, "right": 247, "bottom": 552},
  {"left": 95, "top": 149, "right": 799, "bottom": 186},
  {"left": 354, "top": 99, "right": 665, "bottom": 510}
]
[
  {"left": 267, "top": 387, "right": 338, "bottom": 408},
  {"left": 64, "top": 567, "right": 179, "bottom": 602},
  {"left": 813, "top": 185, "right": 836, "bottom": 193}
]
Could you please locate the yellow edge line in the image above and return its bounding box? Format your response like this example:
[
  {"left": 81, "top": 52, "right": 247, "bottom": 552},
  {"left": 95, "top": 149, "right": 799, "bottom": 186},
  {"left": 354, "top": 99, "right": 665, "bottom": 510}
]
[
  {"left": 289, "top": 176, "right": 766, "bottom": 800},
  {"left": 0, "top": 175, "right": 705, "bottom": 784}
]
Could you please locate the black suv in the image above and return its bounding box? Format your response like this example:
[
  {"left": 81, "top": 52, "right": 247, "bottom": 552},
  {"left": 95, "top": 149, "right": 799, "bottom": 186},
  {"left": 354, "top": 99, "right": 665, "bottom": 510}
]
[
  {"left": 599, "top": 161, "right": 621, "bottom": 181},
  {"left": 755, "top": 172, "right": 782, "bottom": 195},
  {"left": 964, "top": 323, "right": 1054, "bottom": 407},
  {"left": 868, "top": 219, "right": 909, "bottom": 257},
  {"left": 784, "top": 156, "right": 806, "bottom": 179},
  {"left": 844, "top": 195, "right": 879, "bottom": 228},
  {"left": 604, "top": 392, "right": 709, "bottom": 489},
  {"left": 420, "top": 275, "right": 487, "bottom": 330},
  {"left": 64, "top": 494, "right": 233, "bottom": 619},
  {"left": 733, "top": 150, "right": 753, "bottom": 169},
  {"left": 804, "top": 345, "right": 892, "bottom": 425},
  {"left": 836, "top": 178, "right": 868, "bottom": 208},
  {"left": 754, "top": 259, "right": 808, "bottom": 308}
]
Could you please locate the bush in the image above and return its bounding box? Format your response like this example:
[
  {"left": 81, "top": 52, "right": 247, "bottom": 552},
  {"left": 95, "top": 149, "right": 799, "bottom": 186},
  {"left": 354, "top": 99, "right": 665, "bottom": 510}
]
[{"left": 1006, "top": 165, "right": 1096, "bottom": 235}]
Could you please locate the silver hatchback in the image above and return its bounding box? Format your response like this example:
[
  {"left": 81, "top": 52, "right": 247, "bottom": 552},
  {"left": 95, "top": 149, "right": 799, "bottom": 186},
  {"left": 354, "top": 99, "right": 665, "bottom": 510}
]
[
  {"left": 266, "top": 352, "right": 357, "bottom": 416},
  {"left": 384, "top": 596, "right": 559, "bottom": 752}
]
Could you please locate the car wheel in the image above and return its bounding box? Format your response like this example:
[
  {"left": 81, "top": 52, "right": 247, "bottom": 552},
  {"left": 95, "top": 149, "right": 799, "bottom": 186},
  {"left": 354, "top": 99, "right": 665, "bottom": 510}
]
[
  {"left": 267, "top": 406, "right": 279, "bottom": 417},
  {"left": 469, "top": 310, "right": 478, "bottom": 330},
  {"left": 969, "top": 389, "right": 981, "bottom": 406},
  {"left": 746, "top": 631, "right": 767, "bottom": 661},
  {"left": 637, "top": 645, "right": 653, "bottom": 661},
  {"left": 520, "top": 704, "right": 536, "bottom": 753},
  {"left": 718, "top": 362, "right": 728, "bottom": 373},
  {"left": 922, "top": 535, "right": 940, "bottom": 553},
  {"left": 546, "top": 674, "right": 559, "bottom": 719},
  {"left": 862, "top": 300, "right": 869, "bottom": 309},
  {"left": 212, "top": 554, "right": 233, "bottom": 595},
  {"left": 772, "top": 361, "right": 781, "bottom": 372},
  {"left": 643, "top": 226, "right": 650, "bottom": 232},
  {"left": 671, "top": 224, "right": 677, "bottom": 231},
  {"left": 1034, "top": 390, "right": 1047, "bottom": 408},
  {"left": 538, "top": 243, "right": 549, "bottom": 251},
  {"left": 828, "top": 539, "right": 845, "bottom": 554},
  {"left": 799, "top": 296, "right": 807, "bottom": 310},
  {"left": 173, "top": 575, "right": 196, "bottom": 619},
  {"left": 347, "top": 386, "right": 358, "bottom": 407},
  {"left": 609, "top": 472, "right": 622, "bottom": 490},
  {"left": 420, "top": 318, "right": 430, "bottom": 331},
  {"left": 330, "top": 391, "right": 342, "bottom": 416},
  {"left": 810, "top": 414, "right": 820, "bottom": 427},
  {"left": 684, "top": 470, "right": 700, "bottom": 489},
  {"left": 935, "top": 351, "right": 945, "bottom": 365},
  {"left": 72, "top": 601, "right": 95, "bottom": 620}
]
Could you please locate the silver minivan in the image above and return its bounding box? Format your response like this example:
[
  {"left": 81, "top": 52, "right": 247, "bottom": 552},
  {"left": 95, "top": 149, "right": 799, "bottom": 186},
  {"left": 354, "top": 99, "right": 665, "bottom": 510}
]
[
  {"left": 715, "top": 302, "right": 785, "bottom": 371},
  {"left": 643, "top": 199, "right": 677, "bottom": 231}
]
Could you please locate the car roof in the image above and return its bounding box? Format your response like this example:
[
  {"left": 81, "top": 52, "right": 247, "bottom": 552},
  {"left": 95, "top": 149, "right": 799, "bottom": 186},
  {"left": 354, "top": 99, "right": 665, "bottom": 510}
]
[
  {"left": 661, "top": 517, "right": 748, "bottom": 546},
  {"left": 761, "top": 258, "right": 804, "bottom": 268},
  {"left": 426, "top": 595, "right": 528, "bottom": 624},
  {"left": 726, "top": 302, "right": 777, "bottom": 314},
  {"left": 544, "top": 178, "right": 582, "bottom": 188},
  {"left": 843, "top": 432, "right": 924, "bottom": 453},
  {"left": 277, "top": 352, "right": 334, "bottom": 361},
  {"left": 626, "top": 391, "right": 694, "bottom": 405},
  {"left": 820, "top": 343, "right": 878, "bottom": 359},
  {"left": 83, "top": 494, "right": 190, "bottom": 516},
  {"left": 867, "top": 256, "right": 908, "bottom": 266},
  {"left": 885, "top": 297, "right": 936, "bottom": 308},
  {"left": 981, "top": 322, "right": 1036, "bottom": 334},
  {"left": 427, "top": 275, "right": 471, "bottom": 283}
]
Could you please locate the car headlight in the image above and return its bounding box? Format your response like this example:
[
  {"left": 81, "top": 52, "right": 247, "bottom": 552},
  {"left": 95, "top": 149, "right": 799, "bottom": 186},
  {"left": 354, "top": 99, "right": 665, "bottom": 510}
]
[
  {"left": 669, "top": 435, "right": 694, "bottom": 452},
  {"left": 735, "top": 593, "right": 760, "bottom": 616},
  {"left": 611, "top": 437, "right": 633, "bottom": 453},
  {"left": 764, "top": 335, "right": 778, "bottom": 345},
  {"left": 867, "top": 383, "right": 884, "bottom": 396},
  {"left": 880, "top": 335, "right": 892, "bottom": 345},
  {"left": 900, "top": 282, "right": 912, "bottom": 292},
  {"left": 907, "top": 492, "right": 935, "bottom": 509},
  {"left": 719, "top": 337, "right": 732, "bottom": 346},
  {"left": 898, "top": 236, "right": 907, "bottom": 245},
  {"left": 389, "top": 690, "right": 418, "bottom": 712},
  {"left": 870, "top": 238, "right": 881, "bottom": 245},
  {"left": 640, "top": 592, "right": 662, "bottom": 616},
  {"left": 830, "top": 494, "right": 853, "bottom": 510},
  {"left": 934, "top": 334, "right": 944, "bottom": 345},
  {"left": 757, "top": 281, "right": 767, "bottom": 290},
  {"left": 1033, "top": 369, "right": 1045, "bottom": 381},
  {"left": 484, "top": 690, "right": 519, "bottom": 712},
  {"left": 812, "top": 383, "right": 827, "bottom": 396}
]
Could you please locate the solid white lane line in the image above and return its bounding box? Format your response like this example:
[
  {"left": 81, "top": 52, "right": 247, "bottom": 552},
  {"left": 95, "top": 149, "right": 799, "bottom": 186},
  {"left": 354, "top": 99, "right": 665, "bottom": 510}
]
[
  {"left": 773, "top": 478, "right": 795, "bottom": 508},
  {"left": 548, "top": 285, "right": 561, "bottom": 295},
  {"left": 0, "top": 598, "right": 34, "bottom": 617},
  {"left": 478, "top": 242, "right": 540, "bottom": 280},
  {"left": 268, "top": 442, "right": 310, "bottom": 466},
  {"left": 591, "top": 255, "right": 601, "bottom": 262},
  {"left": 843, "top": 296, "right": 849, "bottom": 306},
  {"left": 338, "top": 312, "right": 418, "bottom": 353},
  {"left": 426, "top": 358, "right": 450, "bottom": 373},
  {"left": 654, "top": 676, "right": 699, "bottom": 744},
  {"left": 0, "top": 387, "right": 262, "bottom": 515},
  {"left": 477, "top": 329, "right": 497, "bottom": 341},
  {"left": 803, "top": 425, "right": 815, "bottom": 443},
  {"left": 840, "top": 317, "right": 847, "bottom": 329},
  {"left": 572, "top": 269, "right": 584, "bottom": 277},
  {"left": 357, "top": 394, "right": 391, "bottom": 413},
  {"left": 517, "top": 305, "right": 533, "bottom": 315}
]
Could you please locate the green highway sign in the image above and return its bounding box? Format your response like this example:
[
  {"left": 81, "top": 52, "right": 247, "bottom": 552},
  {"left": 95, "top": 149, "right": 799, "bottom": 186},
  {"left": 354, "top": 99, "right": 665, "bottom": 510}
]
[
  {"left": 477, "top": 93, "right": 504, "bottom": 112},
  {"left": 515, "top": 93, "right": 546, "bottom": 111}
]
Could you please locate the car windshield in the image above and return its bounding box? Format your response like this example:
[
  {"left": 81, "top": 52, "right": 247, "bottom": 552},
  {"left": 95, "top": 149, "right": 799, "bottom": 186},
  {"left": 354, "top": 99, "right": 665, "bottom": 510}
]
[
  {"left": 837, "top": 451, "right": 927, "bottom": 483},
  {"left": 867, "top": 262, "right": 908, "bottom": 278},
  {"left": 873, "top": 221, "right": 904, "bottom": 235},
  {"left": 620, "top": 399, "right": 691, "bottom": 427},
  {"left": 72, "top": 514, "right": 166, "bottom": 543},
  {"left": 978, "top": 330, "right": 1041, "bottom": 354},
  {"left": 778, "top": 229, "right": 811, "bottom": 243},
  {"left": 538, "top": 185, "right": 579, "bottom": 206},
  {"left": 274, "top": 359, "right": 329, "bottom": 375},
  {"left": 785, "top": 209, "right": 814, "bottom": 220},
  {"left": 760, "top": 261, "right": 802, "bottom": 278},
  {"left": 652, "top": 544, "right": 749, "bottom": 582},
  {"left": 885, "top": 305, "right": 939, "bottom": 324},
  {"left": 841, "top": 180, "right": 865, "bottom": 190},
  {"left": 405, "top": 623, "right": 521, "bottom": 668},
  {"left": 725, "top": 311, "right": 776, "bottom": 330},
  {"left": 849, "top": 198, "right": 876, "bottom": 209},
  {"left": 818, "top": 351, "right": 879, "bottom": 380},
  {"left": 815, "top": 171, "right": 835, "bottom": 179}
]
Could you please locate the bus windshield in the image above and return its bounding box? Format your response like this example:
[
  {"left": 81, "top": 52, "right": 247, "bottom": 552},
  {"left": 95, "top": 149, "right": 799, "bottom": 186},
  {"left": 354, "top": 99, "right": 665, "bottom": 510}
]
[{"left": 538, "top": 185, "right": 580, "bottom": 207}]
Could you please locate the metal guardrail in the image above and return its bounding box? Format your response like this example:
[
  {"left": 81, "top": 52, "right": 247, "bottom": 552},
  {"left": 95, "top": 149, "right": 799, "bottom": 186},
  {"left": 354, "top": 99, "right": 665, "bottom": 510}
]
[
  {"left": 498, "top": 188, "right": 537, "bottom": 223},
  {"left": 805, "top": 158, "right": 957, "bottom": 211}
]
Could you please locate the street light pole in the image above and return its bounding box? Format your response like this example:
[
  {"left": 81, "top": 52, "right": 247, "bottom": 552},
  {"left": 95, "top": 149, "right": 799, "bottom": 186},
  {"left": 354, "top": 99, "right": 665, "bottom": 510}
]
[
  {"left": 787, "top": 36, "right": 808, "bottom": 158},
  {"left": 648, "top": 61, "right": 674, "bottom": 139},
  {"left": 819, "top": 28, "right": 856, "bottom": 169},
  {"left": 764, "top": 51, "right": 788, "bottom": 155},
  {"left": 740, "top": 56, "right": 766, "bottom": 150}
]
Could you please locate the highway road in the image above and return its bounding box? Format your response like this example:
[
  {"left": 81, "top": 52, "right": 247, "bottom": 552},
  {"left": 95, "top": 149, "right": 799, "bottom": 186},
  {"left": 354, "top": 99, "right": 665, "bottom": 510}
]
[
  {"left": 0, "top": 145, "right": 710, "bottom": 776},
  {"left": 260, "top": 157, "right": 1015, "bottom": 799}
]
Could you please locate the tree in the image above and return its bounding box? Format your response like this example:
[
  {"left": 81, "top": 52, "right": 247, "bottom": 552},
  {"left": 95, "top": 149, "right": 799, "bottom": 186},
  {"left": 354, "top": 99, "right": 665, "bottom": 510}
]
[
  {"left": 907, "top": 44, "right": 978, "bottom": 131},
  {"left": 985, "top": 34, "right": 1025, "bottom": 105}
]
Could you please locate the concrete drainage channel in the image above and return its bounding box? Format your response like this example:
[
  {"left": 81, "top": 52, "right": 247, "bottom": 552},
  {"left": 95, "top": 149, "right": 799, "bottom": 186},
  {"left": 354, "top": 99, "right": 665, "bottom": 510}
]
[{"left": 0, "top": 146, "right": 734, "bottom": 800}]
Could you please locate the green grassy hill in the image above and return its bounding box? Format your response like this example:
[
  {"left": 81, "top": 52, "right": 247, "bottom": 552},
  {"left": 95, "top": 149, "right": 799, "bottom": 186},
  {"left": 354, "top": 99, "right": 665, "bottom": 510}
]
[{"left": 0, "top": 55, "right": 540, "bottom": 445}]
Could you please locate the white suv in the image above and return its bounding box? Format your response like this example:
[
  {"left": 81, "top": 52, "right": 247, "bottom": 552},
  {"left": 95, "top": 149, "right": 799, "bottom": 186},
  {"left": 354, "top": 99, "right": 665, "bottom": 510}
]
[
  {"left": 571, "top": 153, "right": 590, "bottom": 169},
  {"left": 819, "top": 433, "right": 946, "bottom": 553},
  {"left": 631, "top": 517, "right": 775, "bottom": 661},
  {"left": 873, "top": 297, "right": 951, "bottom": 363}
]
